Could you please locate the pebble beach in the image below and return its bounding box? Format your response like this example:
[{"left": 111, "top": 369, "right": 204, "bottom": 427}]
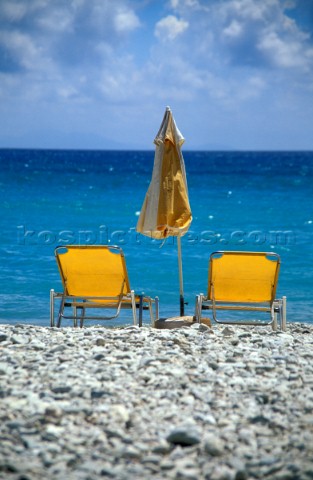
[{"left": 1, "top": 322, "right": 313, "bottom": 480}]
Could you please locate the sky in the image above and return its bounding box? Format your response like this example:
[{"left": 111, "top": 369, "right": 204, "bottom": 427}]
[{"left": 0, "top": 0, "right": 313, "bottom": 150}]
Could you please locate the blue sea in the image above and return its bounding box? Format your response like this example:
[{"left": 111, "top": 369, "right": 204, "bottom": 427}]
[{"left": 1, "top": 149, "right": 312, "bottom": 326}]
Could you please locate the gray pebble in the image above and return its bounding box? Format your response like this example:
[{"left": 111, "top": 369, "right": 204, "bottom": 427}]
[
  {"left": 166, "top": 425, "right": 201, "bottom": 446},
  {"left": 0, "top": 322, "right": 312, "bottom": 479},
  {"left": 0, "top": 332, "right": 8, "bottom": 342},
  {"left": 203, "top": 433, "right": 225, "bottom": 456}
]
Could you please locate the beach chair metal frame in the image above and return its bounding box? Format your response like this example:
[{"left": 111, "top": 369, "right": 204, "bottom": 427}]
[
  {"left": 195, "top": 251, "right": 287, "bottom": 331},
  {"left": 50, "top": 245, "right": 159, "bottom": 328}
]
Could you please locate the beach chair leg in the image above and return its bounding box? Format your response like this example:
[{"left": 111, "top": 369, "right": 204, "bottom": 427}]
[
  {"left": 148, "top": 302, "right": 153, "bottom": 326},
  {"left": 272, "top": 311, "right": 277, "bottom": 331},
  {"left": 195, "top": 294, "right": 203, "bottom": 323},
  {"left": 194, "top": 296, "right": 199, "bottom": 323},
  {"left": 148, "top": 298, "right": 156, "bottom": 327},
  {"left": 131, "top": 290, "right": 137, "bottom": 325},
  {"left": 50, "top": 289, "right": 55, "bottom": 327},
  {"left": 272, "top": 302, "right": 278, "bottom": 331},
  {"left": 57, "top": 294, "right": 66, "bottom": 328},
  {"left": 282, "top": 296, "right": 287, "bottom": 331},
  {"left": 155, "top": 296, "right": 159, "bottom": 322},
  {"left": 139, "top": 295, "right": 143, "bottom": 327},
  {"left": 79, "top": 307, "right": 85, "bottom": 328}
]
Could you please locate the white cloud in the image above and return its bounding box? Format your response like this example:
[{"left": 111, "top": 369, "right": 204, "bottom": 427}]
[
  {"left": 0, "top": 30, "right": 44, "bottom": 71},
  {"left": 154, "top": 15, "right": 189, "bottom": 41},
  {"left": 57, "top": 85, "right": 79, "bottom": 100},
  {"left": 169, "top": 0, "right": 205, "bottom": 11},
  {"left": 114, "top": 10, "right": 140, "bottom": 33},
  {"left": 1, "top": 1, "right": 27, "bottom": 22},
  {"left": 215, "top": 0, "right": 313, "bottom": 72},
  {"left": 223, "top": 19, "right": 243, "bottom": 38},
  {"left": 0, "top": 0, "right": 312, "bottom": 149},
  {"left": 36, "top": 7, "right": 73, "bottom": 32},
  {"left": 221, "top": 0, "right": 274, "bottom": 21},
  {"left": 258, "top": 31, "right": 307, "bottom": 68}
]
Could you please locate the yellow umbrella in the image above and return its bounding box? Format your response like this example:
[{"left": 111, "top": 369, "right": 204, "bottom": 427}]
[{"left": 136, "top": 106, "right": 192, "bottom": 315}]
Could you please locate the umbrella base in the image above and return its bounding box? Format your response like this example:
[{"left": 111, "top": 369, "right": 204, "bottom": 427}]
[{"left": 154, "top": 316, "right": 211, "bottom": 329}]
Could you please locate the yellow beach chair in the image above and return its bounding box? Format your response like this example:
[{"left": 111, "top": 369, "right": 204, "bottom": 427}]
[
  {"left": 195, "top": 251, "right": 287, "bottom": 330},
  {"left": 50, "top": 245, "right": 159, "bottom": 328}
]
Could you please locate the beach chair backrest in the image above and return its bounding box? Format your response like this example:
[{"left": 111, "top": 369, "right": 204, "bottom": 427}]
[
  {"left": 208, "top": 251, "right": 280, "bottom": 303},
  {"left": 55, "top": 246, "right": 130, "bottom": 297}
]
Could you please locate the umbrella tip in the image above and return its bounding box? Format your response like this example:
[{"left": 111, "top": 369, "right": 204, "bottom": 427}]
[{"left": 166, "top": 105, "right": 171, "bottom": 111}]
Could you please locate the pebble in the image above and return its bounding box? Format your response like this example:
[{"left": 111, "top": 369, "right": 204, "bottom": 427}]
[
  {"left": 0, "top": 322, "right": 313, "bottom": 479},
  {"left": 166, "top": 425, "right": 201, "bottom": 446}
]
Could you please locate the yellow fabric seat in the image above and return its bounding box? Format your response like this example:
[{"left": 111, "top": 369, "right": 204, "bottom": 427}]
[
  {"left": 194, "top": 251, "right": 287, "bottom": 330},
  {"left": 50, "top": 245, "right": 159, "bottom": 327}
]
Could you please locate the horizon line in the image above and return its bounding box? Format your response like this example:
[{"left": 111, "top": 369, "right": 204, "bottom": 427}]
[{"left": 1, "top": 147, "right": 313, "bottom": 153}]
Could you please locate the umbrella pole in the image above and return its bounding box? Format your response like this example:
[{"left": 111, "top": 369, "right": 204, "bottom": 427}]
[{"left": 177, "top": 233, "right": 185, "bottom": 316}]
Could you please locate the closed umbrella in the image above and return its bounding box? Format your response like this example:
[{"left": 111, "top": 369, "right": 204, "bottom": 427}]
[{"left": 136, "top": 106, "right": 192, "bottom": 315}]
